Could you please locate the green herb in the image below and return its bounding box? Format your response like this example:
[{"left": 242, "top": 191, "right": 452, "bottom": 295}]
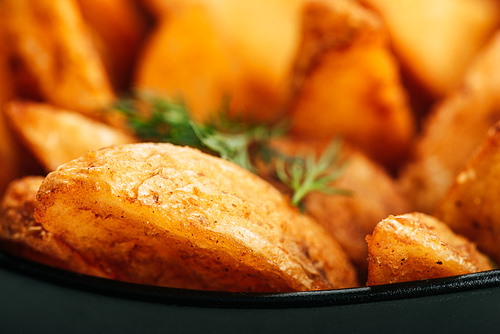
[
  {"left": 275, "top": 139, "right": 351, "bottom": 208},
  {"left": 114, "top": 92, "right": 348, "bottom": 208}
]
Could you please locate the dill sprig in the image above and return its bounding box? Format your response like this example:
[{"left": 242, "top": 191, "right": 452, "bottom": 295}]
[
  {"left": 275, "top": 140, "right": 351, "bottom": 208},
  {"left": 114, "top": 92, "right": 348, "bottom": 208}
]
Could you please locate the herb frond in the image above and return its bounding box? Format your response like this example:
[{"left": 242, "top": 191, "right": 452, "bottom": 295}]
[
  {"left": 114, "top": 92, "right": 349, "bottom": 208},
  {"left": 275, "top": 139, "right": 351, "bottom": 208}
]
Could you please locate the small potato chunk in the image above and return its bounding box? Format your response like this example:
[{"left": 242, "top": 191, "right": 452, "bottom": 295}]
[
  {"left": 361, "top": 0, "right": 500, "bottom": 97},
  {"left": 399, "top": 31, "right": 500, "bottom": 214},
  {"left": 4, "top": 101, "right": 137, "bottom": 172},
  {"left": 288, "top": 0, "right": 415, "bottom": 169},
  {"left": 35, "top": 143, "right": 358, "bottom": 292},
  {"left": 0, "top": 176, "right": 110, "bottom": 278},
  {"left": 366, "top": 213, "right": 493, "bottom": 285},
  {"left": 0, "top": 0, "right": 115, "bottom": 115},
  {"left": 435, "top": 122, "right": 500, "bottom": 265}
]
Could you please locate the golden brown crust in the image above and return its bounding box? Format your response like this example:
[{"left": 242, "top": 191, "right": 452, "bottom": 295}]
[
  {"left": 434, "top": 122, "right": 500, "bottom": 264},
  {"left": 4, "top": 100, "right": 137, "bottom": 172},
  {"left": 35, "top": 143, "right": 358, "bottom": 291},
  {"left": 0, "top": 176, "right": 110, "bottom": 278},
  {"left": 366, "top": 212, "right": 493, "bottom": 285}
]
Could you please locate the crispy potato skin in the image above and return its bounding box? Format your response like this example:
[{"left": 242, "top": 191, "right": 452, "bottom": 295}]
[
  {"left": 4, "top": 101, "right": 137, "bottom": 172},
  {"left": 435, "top": 122, "right": 500, "bottom": 264},
  {"left": 0, "top": 176, "right": 110, "bottom": 278},
  {"left": 35, "top": 143, "right": 358, "bottom": 292},
  {"left": 366, "top": 213, "right": 493, "bottom": 285},
  {"left": 399, "top": 32, "right": 500, "bottom": 214}
]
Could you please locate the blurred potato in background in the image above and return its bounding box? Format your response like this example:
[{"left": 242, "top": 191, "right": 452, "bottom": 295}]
[
  {"left": 435, "top": 122, "right": 500, "bottom": 265},
  {"left": 361, "top": 0, "right": 500, "bottom": 99},
  {"left": 288, "top": 0, "right": 415, "bottom": 169},
  {"left": 134, "top": 3, "right": 240, "bottom": 123},
  {"left": 0, "top": 0, "right": 115, "bottom": 116},
  {"left": 366, "top": 213, "right": 494, "bottom": 285},
  {"left": 399, "top": 32, "right": 500, "bottom": 214},
  {"left": 4, "top": 101, "right": 137, "bottom": 172},
  {"left": 76, "top": 0, "right": 150, "bottom": 91},
  {"left": 135, "top": 0, "right": 304, "bottom": 124}
]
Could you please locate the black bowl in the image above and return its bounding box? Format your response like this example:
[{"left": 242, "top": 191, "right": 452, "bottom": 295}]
[{"left": 1, "top": 250, "right": 500, "bottom": 333}]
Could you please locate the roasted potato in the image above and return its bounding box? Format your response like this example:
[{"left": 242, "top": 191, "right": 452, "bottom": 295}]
[
  {"left": 366, "top": 212, "right": 493, "bottom": 285},
  {"left": 288, "top": 0, "right": 415, "bottom": 169},
  {"left": 361, "top": 0, "right": 500, "bottom": 98},
  {"left": 435, "top": 122, "right": 500, "bottom": 264},
  {"left": 76, "top": 0, "right": 150, "bottom": 90},
  {"left": 134, "top": 4, "right": 239, "bottom": 123},
  {"left": 135, "top": 0, "right": 304, "bottom": 123},
  {"left": 4, "top": 101, "right": 137, "bottom": 172},
  {"left": 0, "top": 0, "right": 115, "bottom": 115},
  {"left": 399, "top": 32, "right": 500, "bottom": 214},
  {"left": 34, "top": 143, "right": 358, "bottom": 292},
  {"left": 0, "top": 176, "right": 111, "bottom": 278}
]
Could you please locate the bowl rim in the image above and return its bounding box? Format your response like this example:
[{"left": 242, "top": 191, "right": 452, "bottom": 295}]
[{"left": 2, "top": 250, "right": 499, "bottom": 309}]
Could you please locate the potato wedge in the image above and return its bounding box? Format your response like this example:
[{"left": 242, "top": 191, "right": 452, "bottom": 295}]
[
  {"left": 134, "top": 4, "right": 239, "bottom": 122},
  {"left": 135, "top": 0, "right": 304, "bottom": 123},
  {"left": 399, "top": 32, "right": 500, "bottom": 214},
  {"left": 361, "top": 0, "right": 500, "bottom": 97},
  {"left": 435, "top": 122, "right": 500, "bottom": 264},
  {"left": 0, "top": 0, "right": 115, "bottom": 115},
  {"left": 4, "top": 101, "right": 137, "bottom": 172},
  {"left": 366, "top": 213, "right": 493, "bottom": 285},
  {"left": 288, "top": 0, "right": 415, "bottom": 169},
  {"left": 0, "top": 176, "right": 111, "bottom": 278},
  {"left": 35, "top": 143, "right": 358, "bottom": 292},
  {"left": 76, "top": 0, "right": 149, "bottom": 90}
]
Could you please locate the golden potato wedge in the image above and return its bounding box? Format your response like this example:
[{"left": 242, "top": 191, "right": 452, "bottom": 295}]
[
  {"left": 0, "top": 176, "right": 111, "bottom": 278},
  {"left": 134, "top": 4, "right": 239, "bottom": 122},
  {"left": 435, "top": 122, "right": 500, "bottom": 264},
  {"left": 135, "top": 0, "right": 306, "bottom": 124},
  {"left": 35, "top": 143, "right": 358, "bottom": 292},
  {"left": 4, "top": 101, "right": 137, "bottom": 172},
  {"left": 361, "top": 0, "right": 500, "bottom": 97},
  {"left": 366, "top": 213, "right": 493, "bottom": 285},
  {"left": 76, "top": 0, "right": 150, "bottom": 90},
  {"left": 288, "top": 0, "right": 415, "bottom": 169},
  {"left": 261, "top": 137, "right": 410, "bottom": 278},
  {"left": 399, "top": 32, "right": 500, "bottom": 214},
  {"left": 0, "top": 0, "right": 115, "bottom": 115}
]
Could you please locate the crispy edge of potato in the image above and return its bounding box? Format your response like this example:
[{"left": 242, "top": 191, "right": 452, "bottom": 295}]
[
  {"left": 366, "top": 212, "right": 493, "bottom": 286},
  {"left": 434, "top": 122, "right": 500, "bottom": 264},
  {"left": 4, "top": 100, "right": 137, "bottom": 172},
  {"left": 0, "top": 176, "right": 111, "bottom": 278}
]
